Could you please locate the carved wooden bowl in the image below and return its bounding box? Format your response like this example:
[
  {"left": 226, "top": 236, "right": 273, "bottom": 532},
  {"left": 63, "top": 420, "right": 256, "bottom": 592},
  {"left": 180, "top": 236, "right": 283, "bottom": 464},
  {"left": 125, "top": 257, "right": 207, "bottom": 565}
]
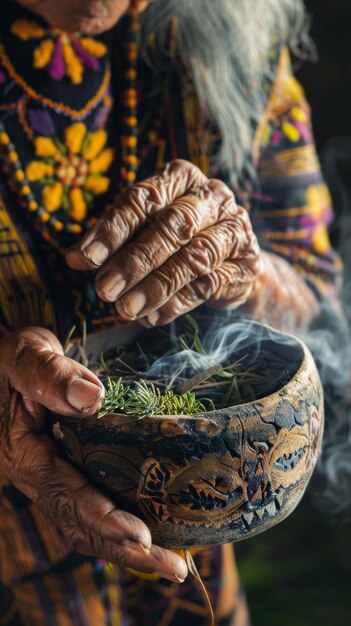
[{"left": 50, "top": 323, "right": 324, "bottom": 549}]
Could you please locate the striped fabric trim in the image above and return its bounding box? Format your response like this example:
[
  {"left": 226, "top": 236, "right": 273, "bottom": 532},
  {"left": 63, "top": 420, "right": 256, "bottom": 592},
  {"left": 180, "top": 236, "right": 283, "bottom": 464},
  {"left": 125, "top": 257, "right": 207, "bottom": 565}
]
[
  {"left": 258, "top": 145, "right": 320, "bottom": 182},
  {"left": 259, "top": 205, "right": 320, "bottom": 219},
  {"left": 261, "top": 229, "right": 313, "bottom": 241},
  {"left": 0, "top": 192, "right": 56, "bottom": 331}
]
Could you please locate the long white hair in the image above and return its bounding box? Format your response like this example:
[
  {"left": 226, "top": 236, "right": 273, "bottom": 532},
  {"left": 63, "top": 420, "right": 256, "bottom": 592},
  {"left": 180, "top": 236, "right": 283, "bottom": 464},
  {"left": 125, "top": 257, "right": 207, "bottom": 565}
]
[{"left": 140, "top": 0, "right": 312, "bottom": 180}]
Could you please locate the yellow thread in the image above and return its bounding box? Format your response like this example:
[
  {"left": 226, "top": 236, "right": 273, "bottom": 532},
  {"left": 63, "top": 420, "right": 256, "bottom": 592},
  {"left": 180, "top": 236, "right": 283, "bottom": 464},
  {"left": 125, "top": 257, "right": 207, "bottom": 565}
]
[
  {"left": 89, "top": 147, "right": 114, "bottom": 174},
  {"left": 85, "top": 176, "right": 110, "bottom": 194},
  {"left": 11, "top": 19, "right": 46, "bottom": 40},
  {"left": 0, "top": 44, "right": 111, "bottom": 119},
  {"left": 64, "top": 122, "right": 87, "bottom": 155},
  {"left": 18, "top": 97, "right": 34, "bottom": 141},
  {"left": 83, "top": 129, "right": 107, "bottom": 161},
  {"left": 79, "top": 38, "right": 107, "bottom": 57},
  {"left": 69, "top": 187, "right": 87, "bottom": 222},
  {"left": 62, "top": 40, "right": 84, "bottom": 85},
  {"left": 43, "top": 182, "right": 63, "bottom": 212},
  {"left": 34, "top": 39, "right": 55, "bottom": 69}
]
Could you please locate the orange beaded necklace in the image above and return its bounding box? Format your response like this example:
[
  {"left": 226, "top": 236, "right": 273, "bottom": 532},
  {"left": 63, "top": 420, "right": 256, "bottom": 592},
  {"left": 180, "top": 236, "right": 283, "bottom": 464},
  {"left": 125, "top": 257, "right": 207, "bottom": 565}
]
[{"left": 119, "top": 11, "right": 140, "bottom": 187}]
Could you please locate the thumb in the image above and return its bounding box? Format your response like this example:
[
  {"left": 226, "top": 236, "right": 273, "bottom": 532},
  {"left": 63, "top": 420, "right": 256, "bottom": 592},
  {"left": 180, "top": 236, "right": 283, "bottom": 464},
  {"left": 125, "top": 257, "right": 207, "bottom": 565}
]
[{"left": 0, "top": 327, "right": 105, "bottom": 417}]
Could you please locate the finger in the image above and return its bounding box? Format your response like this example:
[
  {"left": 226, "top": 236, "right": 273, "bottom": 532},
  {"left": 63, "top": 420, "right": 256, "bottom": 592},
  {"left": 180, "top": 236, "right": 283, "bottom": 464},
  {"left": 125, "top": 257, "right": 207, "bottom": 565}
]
[
  {"left": 113, "top": 219, "right": 242, "bottom": 320},
  {"left": 94, "top": 179, "right": 236, "bottom": 306},
  {"left": 143, "top": 258, "right": 259, "bottom": 327},
  {"left": 1, "top": 328, "right": 104, "bottom": 416},
  {"left": 62, "top": 526, "right": 188, "bottom": 582},
  {"left": 65, "top": 160, "right": 210, "bottom": 270},
  {"left": 1, "top": 404, "right": 152, "bottom": 551},
  {"left": 116, "top": 205, "right": 258, "bottom": 321},
  {"left": 1, "top": 400, "right": 187, "bottom": 582},
  {"left": 94, "top": 194, "right": 214, "bottom": 303}
]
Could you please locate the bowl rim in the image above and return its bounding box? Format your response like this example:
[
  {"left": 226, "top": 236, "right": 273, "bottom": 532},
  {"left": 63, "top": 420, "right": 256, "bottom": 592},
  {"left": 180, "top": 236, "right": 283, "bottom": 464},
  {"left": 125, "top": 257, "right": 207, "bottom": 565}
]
[{"left": 56, "top": 321, "right": 316, "bottom": 426}]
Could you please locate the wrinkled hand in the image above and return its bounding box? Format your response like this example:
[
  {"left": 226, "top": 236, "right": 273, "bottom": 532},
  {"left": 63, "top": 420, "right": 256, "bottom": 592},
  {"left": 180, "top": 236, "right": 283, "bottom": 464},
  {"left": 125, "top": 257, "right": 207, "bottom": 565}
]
[
  {"left": 0, "top": 328, "right": 187, "bottom": 582},
  {"left": 66, "top": 160, "right": 260, "bottom": 326}
]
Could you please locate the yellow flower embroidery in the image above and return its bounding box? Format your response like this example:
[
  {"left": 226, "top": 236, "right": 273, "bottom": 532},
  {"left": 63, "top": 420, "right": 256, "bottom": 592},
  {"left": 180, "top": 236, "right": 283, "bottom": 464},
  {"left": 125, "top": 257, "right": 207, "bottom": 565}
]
[
  {"left": 312, "top": 224, "right": 332, "bottom": 255},
  {"left": 290, "top": 106, "right": 308, "bottom": 124},
  {"left": 26, "top": 123, "right": 115, "bottom": 223},
  {"left": 282, "top": 121, "right": 300, "bottom": 143},
  {"left": 11, "top": 19, "right": 108, "bottom": 85},
  {"left": 306, "top": 184, "right": 333, "bottom": 255},
  {"left": 11, "top": 20, "right": 46, "bottom": 40}
]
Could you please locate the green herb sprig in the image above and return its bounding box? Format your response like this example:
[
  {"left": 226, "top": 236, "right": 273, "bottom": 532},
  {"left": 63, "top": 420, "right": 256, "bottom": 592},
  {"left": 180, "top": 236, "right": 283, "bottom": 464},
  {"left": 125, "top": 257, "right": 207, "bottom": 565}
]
[{"left": 98, "top": 378, "right": 206, "bottom": 419}]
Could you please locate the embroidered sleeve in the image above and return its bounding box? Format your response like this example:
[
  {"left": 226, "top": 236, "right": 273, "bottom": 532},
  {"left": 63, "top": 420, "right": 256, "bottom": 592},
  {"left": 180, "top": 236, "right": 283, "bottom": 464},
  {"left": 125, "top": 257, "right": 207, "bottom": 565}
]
[
  {"left": 0, "top": 183, "right": 56, "bottom": 334},
  {"left": 251, "top": 47, "right": 341, "bottom": 301}
]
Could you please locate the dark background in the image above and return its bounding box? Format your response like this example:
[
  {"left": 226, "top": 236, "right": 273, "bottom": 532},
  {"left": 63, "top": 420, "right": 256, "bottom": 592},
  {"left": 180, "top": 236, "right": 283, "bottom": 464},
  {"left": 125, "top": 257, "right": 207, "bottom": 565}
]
[
  {"left": 298, "top": 0, "right": 351, "bottom": 294},
  {"left": 236, "top": 2, "right": 351, "bottom": 624},
  {"left": 298, "top": 0, "right": 351, "bottom": 149}
]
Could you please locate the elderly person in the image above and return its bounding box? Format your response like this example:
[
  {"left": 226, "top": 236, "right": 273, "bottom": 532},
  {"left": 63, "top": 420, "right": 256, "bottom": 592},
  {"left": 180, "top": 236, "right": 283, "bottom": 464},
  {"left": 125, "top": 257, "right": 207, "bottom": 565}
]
[{"left": 0, "top": 0, "right": 339, "bottom": 625}]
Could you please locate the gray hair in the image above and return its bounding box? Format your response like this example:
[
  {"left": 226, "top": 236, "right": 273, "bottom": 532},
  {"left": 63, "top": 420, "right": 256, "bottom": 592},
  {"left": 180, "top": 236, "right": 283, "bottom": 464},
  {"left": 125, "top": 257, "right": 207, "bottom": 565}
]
[{"left": 140, "top": 0, "right": 313, "bottom": 181}]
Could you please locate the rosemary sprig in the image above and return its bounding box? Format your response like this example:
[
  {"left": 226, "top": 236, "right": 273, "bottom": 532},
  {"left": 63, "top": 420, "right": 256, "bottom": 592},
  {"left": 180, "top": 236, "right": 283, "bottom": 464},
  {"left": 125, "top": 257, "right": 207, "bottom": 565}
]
[
  {"left": 67, "top": 314, "right": 294, "bottom": 417},
  {"left": 98, "top": 378, "right": 206, "bottom": 419}
]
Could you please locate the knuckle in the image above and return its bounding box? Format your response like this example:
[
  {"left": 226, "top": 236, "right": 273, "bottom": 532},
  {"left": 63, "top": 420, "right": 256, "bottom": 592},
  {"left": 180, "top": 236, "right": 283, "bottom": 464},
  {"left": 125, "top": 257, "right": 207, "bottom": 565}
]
[
  {"left": 208, "top": 178, "right": 231, "bottom": 195},
  {"left": 122, "top": 185, "right": 151, "bottom": 219},
  {"left": 168, "top": 158, "right": 190, "bottom": 169},
  {"left": 168, "top": 159, "right": 199, "bottom": 177},
  {"left": 160, "top": 293, "right": 189, "bottom": 321},
  {"left": 123, "top": 242, "right": 157, "bottom": 275},
  {"left": 108, "top": 508, "right": 141, "bottom": 540},
  {"left": 98, "top": 206, "right": 133, "bottom": 245},
  {"left": 212, "top": 259, "right": 259, "bottom": 303},
  {"left": 166, "top": 159, "right": 207, "bottom": 190},
  {"left": 12, "top": 337, "right": 28, "bottom": 369},
  {"left": 208, "top": 178, "right": 236, "bottom": 204},
  {"left": 65, "top": 525, "right": 89, "bottom": 554},
  {"left": 179, "top": 238, "right": 215, "bottom": 275},
  {"left": 155, "top": 204, "right": 198, "bottom": 245},
  {"left": 88, "top": 533, "right": 106, "bottom": 558},
  {"left": 37, "top": 485, "right": 75, "bottom": 522},
  {"left": 66, "top": 526, "right": 107, "bottom": 559},
  {"left": 152, "top": 263, "right": 186, "bottom": 299},
  {"left": 89, "top": 506, "right": 126, "bottom": 536},
  {"left": 33, "top": 350, "right": 59, "bottom": 381},
  {"left": 192, "top": 274, "right": 219, "bottom": 300}
]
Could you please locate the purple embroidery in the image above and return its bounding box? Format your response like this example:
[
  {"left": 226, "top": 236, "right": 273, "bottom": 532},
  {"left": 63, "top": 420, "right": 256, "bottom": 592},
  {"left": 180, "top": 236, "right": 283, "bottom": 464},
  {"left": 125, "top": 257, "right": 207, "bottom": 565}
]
[
  {"left": 0, "top": 70, "right": 6, "bottom": 84},
  {"left": 28, "top": 109, "right": 55, "bottom": 137},
  {"left": 271, "top": 131, "right": 283, "bottom": 146},
  {"left": 71, "top": 39, "right": 100, "bottom": 72},
  {"left": 92, "top": 102, "right": 111, "bottom": 130},
  {"left": 48, "top": 38, "right": 65, "bottom": 81},
  {"left": 293, "top": 120, "right": 312, "bottom": 143}
]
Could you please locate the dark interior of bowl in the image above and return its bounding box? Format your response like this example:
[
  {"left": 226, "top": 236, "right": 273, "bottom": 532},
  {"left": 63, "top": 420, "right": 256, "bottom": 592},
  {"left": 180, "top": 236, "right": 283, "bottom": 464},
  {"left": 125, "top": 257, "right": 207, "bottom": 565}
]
[{"left": 94, "top": 316, "right": 304, "bottom": 412}]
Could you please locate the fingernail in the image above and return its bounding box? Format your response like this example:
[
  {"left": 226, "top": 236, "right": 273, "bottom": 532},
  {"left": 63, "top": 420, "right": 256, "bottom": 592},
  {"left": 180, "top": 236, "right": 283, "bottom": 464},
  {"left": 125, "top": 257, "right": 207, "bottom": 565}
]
[
  {"left": 147, "top": 311, "right": 160, "bottom": 326},
  {"left": 83, "top": 241, "right": 109, "bottom": 267},
  {"left": 122, "top": 290, "right": 146, "bottom": 318},
  {"left": 155, "top": 572, "right": 185, "bottom": 584},
  {"left": 67, "top": 378, "right": 103, "bottom": 413},
  {"left": 99, "top": 272, "right": 126, "bottom": 301},
  {"left": 138, "top": 318, "right": 153, "bottom": 329},
  {"left": 174, "top": 574, "right": 186, "bottom": 583},
  {"left": 139, "top": 542, "right": 151, "bottom": 555}
]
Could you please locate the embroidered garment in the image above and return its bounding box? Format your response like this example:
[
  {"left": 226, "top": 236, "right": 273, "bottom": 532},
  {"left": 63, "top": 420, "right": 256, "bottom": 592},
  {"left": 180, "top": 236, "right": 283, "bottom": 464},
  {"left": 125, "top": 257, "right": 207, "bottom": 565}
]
[{"left": 0, "top": 3, "right": 340, "bottom": 626}]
